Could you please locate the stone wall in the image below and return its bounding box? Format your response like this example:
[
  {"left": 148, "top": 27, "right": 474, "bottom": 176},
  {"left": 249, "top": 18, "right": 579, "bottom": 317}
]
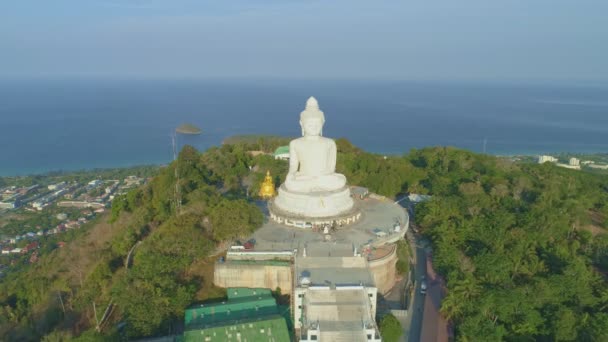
[
  {"left": 213, "top": 263, "right": 293, "bottom": 294},
  {"left": 368, "top": 245, "right": 398, "bottom": 294},
  {"left": 226, "top": 250, "right": 293, "bottom": 261}
]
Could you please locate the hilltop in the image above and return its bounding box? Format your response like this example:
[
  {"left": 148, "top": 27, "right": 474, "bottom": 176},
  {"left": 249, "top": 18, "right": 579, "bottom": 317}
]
[{"left": 1, "top": 139, "right": 607, "bottom": 341}]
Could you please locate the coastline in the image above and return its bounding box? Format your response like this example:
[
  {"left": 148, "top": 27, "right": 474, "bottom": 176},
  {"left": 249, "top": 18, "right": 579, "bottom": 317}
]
[
  {"left": 2, "top": 80, "right": 608, "bottom": 177},
  {"left": 2, "top": 144, "right": 606, "bottom": 178}
]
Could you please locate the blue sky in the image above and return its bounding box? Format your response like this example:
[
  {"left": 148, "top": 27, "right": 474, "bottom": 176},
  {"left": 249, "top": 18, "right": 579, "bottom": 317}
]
[{"left": 1, "top": 0, "right": 607, "bottom": 81}]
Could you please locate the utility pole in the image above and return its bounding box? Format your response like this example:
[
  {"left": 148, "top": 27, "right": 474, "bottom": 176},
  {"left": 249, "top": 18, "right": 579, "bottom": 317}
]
[
  {"left": 172, "top": 131, "right": 182, "bottom": 215},
  {"left": 57, "top": 291, "right": 66, "bottom": 315},
  {"left": 93, "top": 301, "right": 99, "bottom": 327}
]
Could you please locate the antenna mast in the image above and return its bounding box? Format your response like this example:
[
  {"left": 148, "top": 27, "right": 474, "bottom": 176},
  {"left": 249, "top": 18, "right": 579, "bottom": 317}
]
[{"left": 172, "top": 131, "right": 182, "bottom": 214}]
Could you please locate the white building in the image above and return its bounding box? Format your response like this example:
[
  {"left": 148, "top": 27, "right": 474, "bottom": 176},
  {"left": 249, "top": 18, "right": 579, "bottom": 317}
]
[
  {"left": 539, "top": 155, "right": 582, "bottom": 170},
  {"left": 48, "top": 181, "right": 67, "bottom": 191},
  {"left": 32, "top": 200, "right": 48, "bottom": 210},
  {"left": 273, "top": 146, "right": 290, "bottom": 160},
  {"left": 294, "top": 256, "right": 381, "bottom": 342},
  {"left": 0, "top": 202, "right": 18, "bottom": 209},
  {"left": 557, "top": 159, "right": 581, "bottom": 170},
  {"left": 589, "top": 164, "right": 608, "bottom": 170},
  {"left": 88, "top": 180, "right": 102, "bottom": 187},
  {"left": 569, "top": 158, "right": 580, "bottom": 167},
  {"left": 538, "top": 155, "right": 558, "bottom": 164}
]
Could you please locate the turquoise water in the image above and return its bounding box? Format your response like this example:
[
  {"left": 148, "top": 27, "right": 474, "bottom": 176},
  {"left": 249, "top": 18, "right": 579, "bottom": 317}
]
[{"left": 1, "top": 79, "right": 607, "bottom": 176}]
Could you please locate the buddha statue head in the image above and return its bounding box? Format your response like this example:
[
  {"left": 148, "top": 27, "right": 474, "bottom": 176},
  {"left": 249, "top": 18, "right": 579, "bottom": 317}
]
[{"left": 300, "top": 97, "right": 325, "bottom": 137}]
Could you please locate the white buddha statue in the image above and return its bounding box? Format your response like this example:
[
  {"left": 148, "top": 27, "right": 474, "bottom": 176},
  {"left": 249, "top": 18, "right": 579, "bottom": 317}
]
[
  {"left": 273, "top": 97, "right": 355, "bottom": 218},
  {"left": 284, "top": 97, "right": 347, "bottom": 193}
]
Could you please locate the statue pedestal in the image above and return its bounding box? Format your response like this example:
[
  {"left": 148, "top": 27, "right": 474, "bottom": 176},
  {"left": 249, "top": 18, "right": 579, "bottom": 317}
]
[
  {"left": 274, "top": 184, "right": 354, "bottom": 218},
  {"left": 269, "top": 185, "right": 361, "bottom": 228}
]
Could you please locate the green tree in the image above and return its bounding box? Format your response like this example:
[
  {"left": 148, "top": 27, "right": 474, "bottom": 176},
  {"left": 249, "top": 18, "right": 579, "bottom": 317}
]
[
  {"left": 379, "top": 314, "right": 402, "bottom": 342},
  {"left": 208, "top": 199, "right": 263, "bottom": 241},
  {"left": 395, "top": 240, "right": 410, "bottom": 275}
]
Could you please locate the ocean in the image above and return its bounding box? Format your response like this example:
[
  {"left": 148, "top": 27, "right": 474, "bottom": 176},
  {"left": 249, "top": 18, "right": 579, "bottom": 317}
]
[{"left": 1, "top": 79, "right": 607, "bottom": 176}]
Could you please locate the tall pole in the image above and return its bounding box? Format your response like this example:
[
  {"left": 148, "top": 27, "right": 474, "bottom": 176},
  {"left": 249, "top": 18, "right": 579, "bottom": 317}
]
[
  {"left": 57, "top": 291, "right": 66, "bottom": 315},
  {"left": 172, "top": 131, "right": 181, "bottom": 215}
]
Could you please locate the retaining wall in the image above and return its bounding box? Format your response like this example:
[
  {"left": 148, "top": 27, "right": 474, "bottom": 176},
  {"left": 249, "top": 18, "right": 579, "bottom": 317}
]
[
  {"left": 213, "top": 262, "right": 293, "bottom": 294},
  {"left": 368, "top": 245, "right": 398, "bottom": 294}
]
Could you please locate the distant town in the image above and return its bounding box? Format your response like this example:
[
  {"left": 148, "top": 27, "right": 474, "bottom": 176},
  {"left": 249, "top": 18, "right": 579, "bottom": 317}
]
[
  {"left": 537, "top": 154, "right": 608, "bottom": 170},
  {"left": 0, "top": 171, "right": 152, "bottom": 274}
]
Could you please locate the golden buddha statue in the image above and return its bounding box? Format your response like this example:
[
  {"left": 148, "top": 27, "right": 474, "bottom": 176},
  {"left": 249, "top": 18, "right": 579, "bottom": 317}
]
[{"left": 259, "top": 170, "right": 276, "bottom": 199}]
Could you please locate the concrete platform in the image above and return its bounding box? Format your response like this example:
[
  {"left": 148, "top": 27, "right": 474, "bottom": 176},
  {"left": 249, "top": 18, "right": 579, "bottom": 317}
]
[
  {"left": 251, "top": 196, "right": 408, "bottom": 257},
  {"left": 216, "top": 196, "right": 409, "bottom": 295}
]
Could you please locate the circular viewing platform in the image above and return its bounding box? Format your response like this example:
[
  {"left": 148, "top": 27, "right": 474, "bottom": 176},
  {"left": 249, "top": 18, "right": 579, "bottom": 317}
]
[
  {"left": 268, "top": 198, "right": 362, "bottom": 229},
  {"left": 251, "top": 193, "right": 409, "bottom": 254}
]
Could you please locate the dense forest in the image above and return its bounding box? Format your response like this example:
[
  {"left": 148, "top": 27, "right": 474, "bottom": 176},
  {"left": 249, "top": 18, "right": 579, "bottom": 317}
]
[
  {"left": 412, "top": 148, "right": 608, "bottom": 341},
  {"left": 1, "top": 137, "right": 607, "bottom": 341},
  {"left": 337, "top": 140, "right": 608, "bottom": 340},
  {"left": 337, "top": 140, "right": 608, "bottom": 341}
]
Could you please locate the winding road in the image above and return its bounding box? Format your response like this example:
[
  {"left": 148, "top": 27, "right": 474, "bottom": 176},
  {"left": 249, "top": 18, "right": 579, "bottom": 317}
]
[{"left": 395, "top": 200, "right": 450, "bottom": 342}]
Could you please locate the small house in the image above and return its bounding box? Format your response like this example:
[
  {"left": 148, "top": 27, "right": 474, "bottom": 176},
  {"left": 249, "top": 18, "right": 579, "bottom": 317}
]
[{"left": 273, "top": 146, "right": 290, "bottom": 160}]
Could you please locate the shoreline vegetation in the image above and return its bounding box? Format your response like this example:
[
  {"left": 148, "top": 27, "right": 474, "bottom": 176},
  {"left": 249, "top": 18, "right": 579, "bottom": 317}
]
[
  {"left": 0, "top": 165, "right": 161, "bottom": 185},
  {"left": 222, "top": 134, "right": 292, "bottom": 146},
  {"left": 1, "top": 137, "right": 607, "bottom": 340},
  {"left": 2, "top": 134, "right": 607, "bottom": 180},
  {"left": 2, "top": 138, "right": 608, "bottom": 179},
  {"left": 175, "top": 123, "right": 201, "bottom": 135},
  {"left": 5, "top": 143, "right": 605, "bottom": 179}
]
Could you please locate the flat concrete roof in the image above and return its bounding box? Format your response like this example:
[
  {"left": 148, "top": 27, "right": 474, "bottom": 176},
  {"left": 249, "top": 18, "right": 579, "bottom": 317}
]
[
  {"left": 304, "top": 288, "right": 374, "bottom": 332},
  {"left": 296, "top": 256, "right": 374, "bottom": 287}
]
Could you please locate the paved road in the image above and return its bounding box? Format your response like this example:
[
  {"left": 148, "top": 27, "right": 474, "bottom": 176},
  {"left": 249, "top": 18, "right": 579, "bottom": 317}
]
[
  {"left": 372, "top": 201, "right": 427, "bottom": 342},
  {"left": 406, "top": 231, "right": 450, "bottom": 342},
  {"left": 399, "top": 198, "right": 449, "bottom": 342},
  {"left": 406, "top": 230, "right": 427, "bottom": 342},
  {"left": 420, "top": 248, "right": 450, "bottom": 342}
]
